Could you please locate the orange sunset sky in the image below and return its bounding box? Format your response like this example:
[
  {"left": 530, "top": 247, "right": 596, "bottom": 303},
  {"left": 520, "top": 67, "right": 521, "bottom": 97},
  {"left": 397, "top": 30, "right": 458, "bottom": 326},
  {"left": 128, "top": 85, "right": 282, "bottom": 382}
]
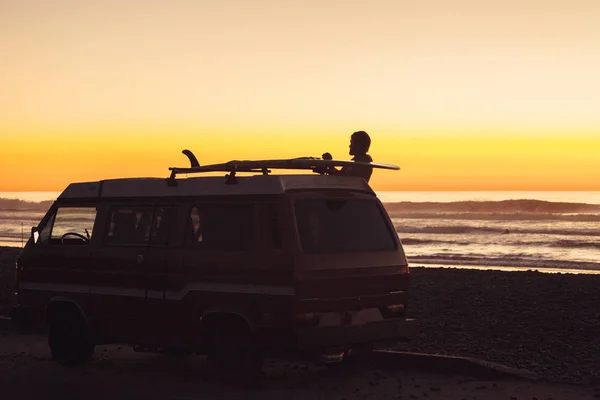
[{"left": 1, "top": 0, "right": 599, "bottom": 192}]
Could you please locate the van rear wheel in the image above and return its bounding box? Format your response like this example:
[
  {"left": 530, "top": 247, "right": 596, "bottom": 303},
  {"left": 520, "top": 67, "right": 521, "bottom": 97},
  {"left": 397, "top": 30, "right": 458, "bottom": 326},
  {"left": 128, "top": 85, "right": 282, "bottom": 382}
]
[
  {"left": 48, "top": 310, "right": 94, "bottom": 366},
  {"left": 209, "top": 318, "right": 264, "bottom": 383}
]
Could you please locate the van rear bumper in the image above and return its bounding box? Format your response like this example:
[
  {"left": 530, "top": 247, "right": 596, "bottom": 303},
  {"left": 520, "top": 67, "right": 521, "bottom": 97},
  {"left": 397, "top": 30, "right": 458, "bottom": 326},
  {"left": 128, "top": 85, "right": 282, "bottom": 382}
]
[{"left": 294, "top": 318, "right": 416, "bottom": 350}]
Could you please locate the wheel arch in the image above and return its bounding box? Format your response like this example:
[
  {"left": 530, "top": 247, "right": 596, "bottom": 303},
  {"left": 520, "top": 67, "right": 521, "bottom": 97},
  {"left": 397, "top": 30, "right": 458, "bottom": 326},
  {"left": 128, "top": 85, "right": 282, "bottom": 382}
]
[{"left": 45, "top": 297, "right": 88, "bottom": 326}]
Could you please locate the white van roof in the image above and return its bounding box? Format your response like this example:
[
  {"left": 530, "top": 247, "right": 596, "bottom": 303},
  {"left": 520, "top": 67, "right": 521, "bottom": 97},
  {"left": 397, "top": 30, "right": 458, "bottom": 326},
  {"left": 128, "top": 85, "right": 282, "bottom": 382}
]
[{"left": 57, "top": 175, "right": 375, "bottom": 200}]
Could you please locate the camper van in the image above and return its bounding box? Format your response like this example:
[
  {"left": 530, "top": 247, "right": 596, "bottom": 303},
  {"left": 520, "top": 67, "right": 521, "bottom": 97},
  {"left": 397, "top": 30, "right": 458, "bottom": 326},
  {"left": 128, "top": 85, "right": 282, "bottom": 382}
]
[{"left": 12, "top": 155, "right": 415, "bottom": 377}]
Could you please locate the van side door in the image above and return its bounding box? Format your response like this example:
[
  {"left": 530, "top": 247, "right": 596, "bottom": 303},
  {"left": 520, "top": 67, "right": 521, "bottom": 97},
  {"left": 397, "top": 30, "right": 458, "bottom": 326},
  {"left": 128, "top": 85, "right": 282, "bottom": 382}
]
[
  {"left": 142, "top": 204, "right": 181, "bottom": 346},
  {"left": 88, "top": 204, "right": 154, "bottom": 343}
]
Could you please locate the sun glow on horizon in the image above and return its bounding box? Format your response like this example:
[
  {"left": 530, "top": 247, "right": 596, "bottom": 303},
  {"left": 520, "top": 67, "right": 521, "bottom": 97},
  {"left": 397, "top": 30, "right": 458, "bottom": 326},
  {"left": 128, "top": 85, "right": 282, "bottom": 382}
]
[{"left": 1, "top": 1, "right": 599, "bottom": 191}]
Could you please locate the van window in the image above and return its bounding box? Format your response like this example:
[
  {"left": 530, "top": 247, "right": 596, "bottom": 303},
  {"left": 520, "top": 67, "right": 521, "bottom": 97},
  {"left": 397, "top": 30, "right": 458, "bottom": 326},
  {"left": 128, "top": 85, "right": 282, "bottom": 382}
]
[
  {"left": 267, "top": 207, "right": 282, "bottom": 250},
  {"left": 44, "top": 206, "right": 97, "bottom": 245},
  {"left": 38, "top": 212, "right": 56, "bottom": 244},
  {"left": 150, "top": 206, "right": 177, "bottom": 246},
  {"left": 294, "top": 198, "right": 396, "bottom": 253},
  {"left": 106, "top": 207, "right": 153, "bottom": 245},
  {"left": 186, "top": 203, "right": 255, "bottom": 251}
]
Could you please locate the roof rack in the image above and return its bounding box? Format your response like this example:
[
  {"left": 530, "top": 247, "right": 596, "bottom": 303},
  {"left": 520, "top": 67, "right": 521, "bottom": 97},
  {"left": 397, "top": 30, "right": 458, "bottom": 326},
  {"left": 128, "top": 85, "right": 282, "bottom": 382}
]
[{"left": 167, "top": 150, "right": 400, "bottom": 185}]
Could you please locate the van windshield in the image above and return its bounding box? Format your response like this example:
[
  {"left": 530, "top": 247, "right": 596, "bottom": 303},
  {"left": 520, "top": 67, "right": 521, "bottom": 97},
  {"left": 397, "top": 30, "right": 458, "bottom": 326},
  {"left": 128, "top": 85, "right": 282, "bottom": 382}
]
[{"left": 294, "top": 198, "right": 397, "bottom": 254}]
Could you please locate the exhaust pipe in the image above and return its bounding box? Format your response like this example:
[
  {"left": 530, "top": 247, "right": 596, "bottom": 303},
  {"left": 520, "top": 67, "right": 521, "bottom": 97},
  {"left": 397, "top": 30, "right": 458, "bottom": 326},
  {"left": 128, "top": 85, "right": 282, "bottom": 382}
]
[{"left": 320, "top": 351, "right": 346, "bottom": 363}]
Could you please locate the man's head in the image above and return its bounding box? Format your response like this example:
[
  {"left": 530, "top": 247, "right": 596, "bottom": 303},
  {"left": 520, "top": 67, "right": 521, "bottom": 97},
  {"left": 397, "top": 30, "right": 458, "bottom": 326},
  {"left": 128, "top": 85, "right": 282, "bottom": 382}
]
[{"left": 349, "top": 131, "right": 371, "bottom": 156}]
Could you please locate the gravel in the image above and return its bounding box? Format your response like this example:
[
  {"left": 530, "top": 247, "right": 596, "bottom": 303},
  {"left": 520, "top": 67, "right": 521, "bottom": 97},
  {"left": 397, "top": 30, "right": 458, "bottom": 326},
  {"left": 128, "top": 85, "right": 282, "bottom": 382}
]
[{"left": 395, "top": 266, "right": 600, "bottom": 385}]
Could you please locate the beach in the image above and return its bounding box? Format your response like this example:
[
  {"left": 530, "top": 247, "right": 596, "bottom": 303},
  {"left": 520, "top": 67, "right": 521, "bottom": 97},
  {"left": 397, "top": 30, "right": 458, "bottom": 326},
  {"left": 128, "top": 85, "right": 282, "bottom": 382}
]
[
  {"left": 2, "top": 331, "right": 599, "bottom": 400},
  {"left": 1, "top": 332, "right": 599, "bottom": 400},
  {"left": 394, "top": 266, "right": 600, "bottom": 386},
  {"left": 2, "top": 245, "right": 599, "bottom": 393}
]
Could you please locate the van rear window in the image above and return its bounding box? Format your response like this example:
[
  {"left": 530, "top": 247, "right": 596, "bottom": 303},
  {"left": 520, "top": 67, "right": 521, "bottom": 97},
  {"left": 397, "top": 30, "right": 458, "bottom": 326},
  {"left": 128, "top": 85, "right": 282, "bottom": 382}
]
[{"left": 294, "top": 198, "right": 396, "bottom": 253}]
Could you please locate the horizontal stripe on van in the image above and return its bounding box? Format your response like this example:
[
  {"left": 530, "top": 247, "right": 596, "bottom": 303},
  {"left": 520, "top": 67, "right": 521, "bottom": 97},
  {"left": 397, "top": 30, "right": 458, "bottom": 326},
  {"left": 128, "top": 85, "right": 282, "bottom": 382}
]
[{"left": 18, "top": 282, "right": 294, "bottom": 298}]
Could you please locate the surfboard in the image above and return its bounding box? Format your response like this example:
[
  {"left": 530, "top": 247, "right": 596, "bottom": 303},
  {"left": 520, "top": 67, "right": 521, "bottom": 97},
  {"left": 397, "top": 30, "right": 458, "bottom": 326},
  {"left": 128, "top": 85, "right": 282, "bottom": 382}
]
[{"left": 169, "top": 156, "right": 400, "bottom": 175}]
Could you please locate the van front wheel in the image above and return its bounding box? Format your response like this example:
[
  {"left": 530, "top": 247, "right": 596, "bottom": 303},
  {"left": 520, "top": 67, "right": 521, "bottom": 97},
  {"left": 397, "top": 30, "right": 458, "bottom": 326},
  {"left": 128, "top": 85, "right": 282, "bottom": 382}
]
[{"left": 48, "top": 310, "right": 94, "bottom": 366}]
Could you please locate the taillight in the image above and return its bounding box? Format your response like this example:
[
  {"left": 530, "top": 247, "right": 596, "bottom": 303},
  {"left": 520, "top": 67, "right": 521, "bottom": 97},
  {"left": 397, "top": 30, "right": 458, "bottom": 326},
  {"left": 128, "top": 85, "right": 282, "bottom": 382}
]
[
  {"left": 380, "top": 304, "right": 405, "bottom": 318},
  {"left": 386, "top": 304, "right": 404, "bottom": 313},
  {"left": 295, "top": 312, "right": 321, "bottom": 327}
]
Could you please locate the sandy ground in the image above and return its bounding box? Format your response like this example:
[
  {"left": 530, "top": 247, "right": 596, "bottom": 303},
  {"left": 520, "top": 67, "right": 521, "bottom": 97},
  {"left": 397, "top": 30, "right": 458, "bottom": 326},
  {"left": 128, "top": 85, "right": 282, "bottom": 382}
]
[
  {"left": 1, "top": 330, "right": 599, "bottom": 400},
  {"left": 2, "top": 245, "right": 600, "bottom": 398}
]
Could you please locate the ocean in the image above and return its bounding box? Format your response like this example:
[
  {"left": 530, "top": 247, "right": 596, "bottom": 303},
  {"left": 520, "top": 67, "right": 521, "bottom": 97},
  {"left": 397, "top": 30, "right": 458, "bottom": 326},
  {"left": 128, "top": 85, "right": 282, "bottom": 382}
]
[{"left": 1, "top": 191, "right": 598, "bottom": 274}]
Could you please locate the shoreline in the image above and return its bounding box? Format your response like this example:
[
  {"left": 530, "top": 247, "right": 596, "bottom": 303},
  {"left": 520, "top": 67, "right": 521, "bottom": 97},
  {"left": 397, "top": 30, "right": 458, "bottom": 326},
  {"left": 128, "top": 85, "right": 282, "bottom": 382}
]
[
  {"left": 2, "top": 244, "right": 599, "bottom": 275},
  {"left": 412, "top": 261, "right": 600, "bottom": 275}
]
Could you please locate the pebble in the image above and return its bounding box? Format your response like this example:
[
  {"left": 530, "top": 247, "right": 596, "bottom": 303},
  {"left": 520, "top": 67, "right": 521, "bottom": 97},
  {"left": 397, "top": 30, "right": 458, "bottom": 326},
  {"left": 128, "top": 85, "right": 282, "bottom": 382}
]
[{"left": 391, "top": 267, "right": 600, "bottom": 386}]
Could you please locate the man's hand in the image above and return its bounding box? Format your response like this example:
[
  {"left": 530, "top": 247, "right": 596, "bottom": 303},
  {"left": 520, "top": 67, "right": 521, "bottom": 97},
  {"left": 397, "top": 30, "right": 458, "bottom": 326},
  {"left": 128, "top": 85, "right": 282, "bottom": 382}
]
[
  {"left": 312, "top": 152, "right": 332, "bottom": 174},
  {"left": 312, "top": 165, "right": 327, "bottom": 174}
]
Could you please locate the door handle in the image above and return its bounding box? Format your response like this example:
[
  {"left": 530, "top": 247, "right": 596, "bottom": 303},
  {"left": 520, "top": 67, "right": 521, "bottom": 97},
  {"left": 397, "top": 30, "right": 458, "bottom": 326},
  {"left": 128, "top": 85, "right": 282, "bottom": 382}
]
[{"left": 136, "top": 254, "right": 145, "bottom": 266}]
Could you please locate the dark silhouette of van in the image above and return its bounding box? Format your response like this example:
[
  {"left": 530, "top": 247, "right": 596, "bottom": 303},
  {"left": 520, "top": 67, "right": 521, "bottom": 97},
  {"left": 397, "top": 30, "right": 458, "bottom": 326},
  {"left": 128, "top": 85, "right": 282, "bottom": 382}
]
[{"left": 12, "top": 156, "right": 414, "bottom": 380}]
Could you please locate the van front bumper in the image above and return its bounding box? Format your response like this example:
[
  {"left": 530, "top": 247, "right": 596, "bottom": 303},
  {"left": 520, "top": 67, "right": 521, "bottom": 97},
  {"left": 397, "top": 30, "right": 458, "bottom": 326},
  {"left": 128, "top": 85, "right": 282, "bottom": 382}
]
[{"left": 294, "top": 318, "right": 416, "bottom": 350}]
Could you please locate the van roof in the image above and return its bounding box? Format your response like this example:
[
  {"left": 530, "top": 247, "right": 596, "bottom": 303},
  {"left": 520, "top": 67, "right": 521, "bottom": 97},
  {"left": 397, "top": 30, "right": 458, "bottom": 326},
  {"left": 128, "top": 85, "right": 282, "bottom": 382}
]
[{"left": 57, "top": 175, "right": 375, "bottom": 200}]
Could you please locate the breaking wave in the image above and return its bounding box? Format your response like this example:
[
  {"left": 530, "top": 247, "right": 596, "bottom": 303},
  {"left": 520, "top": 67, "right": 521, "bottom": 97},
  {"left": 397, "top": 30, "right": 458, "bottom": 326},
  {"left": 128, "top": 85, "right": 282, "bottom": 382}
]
[
  {"left": 395, "top": 225, "right": 600, "bottom": 237},
  {"left": 400, "top": 237, "right": 600, "bottom": 250},
  {"left": 407, "top": 255, "right": 600, "bottom": 271},
  {"left": 3, "top": 197, "right": 599, "bottom": 214},
  {"left": 0, "top": 198, "right": 53, "bottom": 211},
  {"left": 0, "top": 214, "right": 45, "bottom": 223},
  {"left": 383, "top": 199, "right": 600, "bottom": 214},
  {"left": 388, "top": 212, "right": 600, "bottom": 222}
]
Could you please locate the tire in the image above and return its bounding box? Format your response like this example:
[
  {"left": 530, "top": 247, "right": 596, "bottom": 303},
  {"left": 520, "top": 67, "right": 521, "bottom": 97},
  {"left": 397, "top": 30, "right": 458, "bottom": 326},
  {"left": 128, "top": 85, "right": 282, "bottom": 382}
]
[
  {"left": 209, "top": 318, "right": 264, "bottom": 384},
  {"left": 48, "top": 309, "right": 95, "bottom": 366}
]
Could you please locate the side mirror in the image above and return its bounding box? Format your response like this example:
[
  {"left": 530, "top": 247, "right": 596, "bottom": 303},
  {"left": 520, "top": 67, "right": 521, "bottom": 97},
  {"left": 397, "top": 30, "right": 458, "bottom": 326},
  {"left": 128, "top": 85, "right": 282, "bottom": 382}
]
[{"left": 31, "top": 227, "right": 40, "bottom": 244}]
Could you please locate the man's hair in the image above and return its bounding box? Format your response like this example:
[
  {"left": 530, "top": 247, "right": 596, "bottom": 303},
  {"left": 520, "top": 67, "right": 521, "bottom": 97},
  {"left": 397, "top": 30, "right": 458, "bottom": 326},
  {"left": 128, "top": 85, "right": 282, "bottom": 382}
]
[{"left": 351, "top": 131, "right": 371, "bottom": 153}]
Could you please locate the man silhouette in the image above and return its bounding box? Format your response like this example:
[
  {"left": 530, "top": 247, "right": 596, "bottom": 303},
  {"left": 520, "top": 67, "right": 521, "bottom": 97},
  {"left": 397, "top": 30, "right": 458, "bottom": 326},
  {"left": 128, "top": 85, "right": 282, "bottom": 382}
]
[{"left": 322, "top": 131, "right": 374, "bottom": 183}]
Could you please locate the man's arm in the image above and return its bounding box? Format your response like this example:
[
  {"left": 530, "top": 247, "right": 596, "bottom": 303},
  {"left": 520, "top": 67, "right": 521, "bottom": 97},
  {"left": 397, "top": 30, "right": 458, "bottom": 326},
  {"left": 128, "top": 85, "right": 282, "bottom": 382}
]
[
  {"left": 321, "top": 152, "right": 342, "bottom": 175},
  {"left": 317, "top": 152, "right": 372, "bottom": 182}
]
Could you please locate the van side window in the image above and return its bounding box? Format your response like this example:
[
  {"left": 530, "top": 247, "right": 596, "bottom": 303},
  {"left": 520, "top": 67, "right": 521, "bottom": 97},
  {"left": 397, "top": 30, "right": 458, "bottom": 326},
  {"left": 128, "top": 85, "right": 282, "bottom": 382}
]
[
  {"left": 106, "top": 207, "right": 153, "bottom": 245},
  {"left": 267, "top": 207, "right": 282, "bottom": 249},
  {"left": 186, "top": 204, "right": 255, "bottom": 251},
  {"left": 38, "top": 212, "right": 56, "bottom": 244},
  {"left": 150, "top": 206, "right": 177, "bottom": 246},
  {"left": 47, "top": 207, "right": 97, "bottom": 245}
]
